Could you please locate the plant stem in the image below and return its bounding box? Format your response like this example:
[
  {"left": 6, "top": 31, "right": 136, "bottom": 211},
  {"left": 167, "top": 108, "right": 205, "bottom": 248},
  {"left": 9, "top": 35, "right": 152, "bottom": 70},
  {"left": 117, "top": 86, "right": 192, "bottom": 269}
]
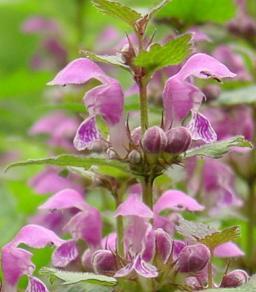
[
  {"left": 116, "top": 189, "right": 124, "bottom": 257},
  {"left": 138, "top": 78, "right": 149, "bottom": 133},
  {"left": 246, "top": 180, "right": 255, "bottom": 262},
  {"left": 142, "top": 176, "right": 154, "bottom": 209},
  {"left": 208, "top": 252, "right": 213, "bottom": 289},
  {"left": 76, "top": 0, "right": 86, "bottom": 45}
]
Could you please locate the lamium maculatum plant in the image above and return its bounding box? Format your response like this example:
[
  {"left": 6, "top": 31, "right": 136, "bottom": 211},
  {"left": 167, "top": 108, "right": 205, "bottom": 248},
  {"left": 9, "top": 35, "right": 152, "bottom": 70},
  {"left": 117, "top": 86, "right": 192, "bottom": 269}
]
[{"left": 2, "top": 0, "right": 255, "bottom": 291}]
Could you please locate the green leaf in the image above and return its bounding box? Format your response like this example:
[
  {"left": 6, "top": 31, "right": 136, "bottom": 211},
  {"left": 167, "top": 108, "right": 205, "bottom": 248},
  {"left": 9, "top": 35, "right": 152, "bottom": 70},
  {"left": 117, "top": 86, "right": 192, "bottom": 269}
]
[
  {"left": 177, "top": 218, "right": 240, "bottom": 250},
  {"left": 218, "top": 86, "right": 256, "bottom": 106},
  {"left": 5, "top": 154, "right": 129, "bottom": 173},
  {"left": 134, "top": 33, "right": 192, "bottom": 74},
  {"left": 206, "top": 274, "right": 256, "bottom": 291},
  {"left": 185, "top": 136, "right": 252, "bottom": 159},
  {"left": 92, "top": 0, "right": 142, "bottom": 27},
  {"left": 157, "top": 0, "right": 236, "bottom": 24},
  {"left": 200, "top": 226, "right": 240, "bottom": 250},
  {"left": 41, "top": 267, "right": 117, "bottom": 286},
  {"left": 80, "top": 50, "right": 129, "bottom": 70},
  {"left": 147, "top": 0, "right": 171, "bottom": 20}
]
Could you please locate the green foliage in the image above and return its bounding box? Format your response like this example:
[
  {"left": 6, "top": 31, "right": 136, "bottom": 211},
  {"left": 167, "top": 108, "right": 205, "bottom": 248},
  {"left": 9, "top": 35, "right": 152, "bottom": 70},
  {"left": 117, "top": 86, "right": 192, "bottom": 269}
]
[
  {"left": 6, "top": 154, "right": 129, "bottom": 173},
  {"left": 41, "top": 267, "right": 117, "bottom": 286},
  {"left": 185, "top": 136, "right": 252, "bottom": 159},
  {"left": 218, "top": 86, "right": 256, "bottom": 106},
  {"left": 157, "top": 0, "right": 236, "bottom": 24},
  {"left": 92, "top": 0, "right": 142, "bottom": 27},
  {"left": 134, "top": 33, "right": 192, "bottom": 74},
  {"left": 80, "top": 50, "right": 129, "bottom": 70},
  {"left": 177, "top": 218, "right": 240, "bottom": 250}
]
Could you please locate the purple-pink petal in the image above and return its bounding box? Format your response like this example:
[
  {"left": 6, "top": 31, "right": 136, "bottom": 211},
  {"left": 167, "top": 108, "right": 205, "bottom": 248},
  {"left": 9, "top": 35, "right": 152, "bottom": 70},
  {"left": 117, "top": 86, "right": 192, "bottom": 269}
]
[
  {"left": 73, "top": 116, "right": 100, "bottom": 151},
  {"left": 26, "top": 276, "right": 49, "bottom": 292},
  {"left": 115, "top": 193, "right": 153, "bottom": 218},
  {"left": 10, "top": 224, "right": 64, "bottom": 248},
  {"left": 92, "top": 250, "right": 117, "bottom": 275},
  {"left": 2, "top": 246, "right": 34, "bottom": 286},
  {"left": 187, "top": 112, "right": 217, "bottom": 143},
  {"left": 39, "top": 188, "right": 87, "bottom": 211},
  {"left": 134, "top": 255, "right": 158, "bottom": 278},
  {"left": 64, "top": 209, "right": 102, "bottom": 248},
  {"left": 155, "top": 229, "right": 173, "bottom": 263},
  {"left": 154, "top": 190, "right": 204, "bottom": 213},
  {"left": 214, "top": 242, "right": 245, "bottom": 258},
  {"left": 48, "top": 58, "right": 108, "bottom": 86},
  {"left": 176, "top": 53, "right": 236, "bottom": 80},
  {"left": 142, "top": 228, "right": 155, "bottom": 262},
  {"left": 52, "top": 240, "right": 79, "bottom": 267}
]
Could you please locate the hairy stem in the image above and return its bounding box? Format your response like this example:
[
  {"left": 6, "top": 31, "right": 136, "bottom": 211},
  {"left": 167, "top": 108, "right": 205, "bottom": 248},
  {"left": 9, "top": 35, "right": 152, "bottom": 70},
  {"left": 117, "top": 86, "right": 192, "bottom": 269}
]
[
  {"left": 138, "top": 78, "right": 149, "bottom": 133},
  {"left": 76, "top": 0, "right": 86, "bottom": 45},
  {"left": 208, "top": 253, "right": 213, "bottom": 289},
  {"left": 142, "top": 176, "right": 154, "bottom": 209},
  {"left": 116, "top": 187, "right": 125, "bottom": 257},
  {"left": 246, "top": 180, "right": 255, "bottom": 262}
]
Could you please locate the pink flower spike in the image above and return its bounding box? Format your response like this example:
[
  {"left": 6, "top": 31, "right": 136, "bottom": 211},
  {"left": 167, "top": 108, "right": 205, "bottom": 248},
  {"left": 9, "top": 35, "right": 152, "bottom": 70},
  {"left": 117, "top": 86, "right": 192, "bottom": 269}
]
[
  {"left": 214, "top": 242, "right": 245, "bottom": 258},
  {"left": 154, "top": 190, "right": 204, "bottom": 214},
  {"left": 73, "top": 116, "right": 100, "bottom": 151},
  {"left": 39, "top": 188, "right": 87, "bottom": 211},
  {"left": 176, "top": 53, "right": 236, "bottom": 80},
  {"left": 115, "top": 193, "right": 153, "bottom": 218},
  {"left": 47, "top": 58, "right": 108, "bottom": 86},
  {"left": 187, "top": 111, "right": 217, "bottom": 143}
]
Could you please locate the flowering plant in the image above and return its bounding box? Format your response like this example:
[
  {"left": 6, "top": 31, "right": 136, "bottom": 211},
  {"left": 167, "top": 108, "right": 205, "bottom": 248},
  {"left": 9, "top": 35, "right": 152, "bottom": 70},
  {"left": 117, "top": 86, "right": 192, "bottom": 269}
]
[{"left": 2, "top": 0, "right": 256, "bottom": 291}]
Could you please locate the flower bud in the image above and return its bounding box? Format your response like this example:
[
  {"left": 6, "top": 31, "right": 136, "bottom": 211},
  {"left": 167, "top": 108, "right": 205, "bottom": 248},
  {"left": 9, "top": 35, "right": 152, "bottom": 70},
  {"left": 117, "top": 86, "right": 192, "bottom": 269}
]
[
  {"left": 128, "top": 149, "right": 141, "bottom": 164},
  {"left": 176, "top": 243, "right": 210, "bottom": 273},
  {"left": 165, "top": 127, "right": 191, "bottom": 154},
  {"left": 142, "top": 126, "right": 167, "bottom": 153},
  {"left": 220, "top": 269, "right": 249, "bottom": 288},
  {"left": 131, "top": 127, "right": 142, "bottom": 145},
  {"left": 92, "top": 250, "right": 117, "bottom": 276},
  {"left": 106, "top": 148, "right": 118, "bottom": 160}
]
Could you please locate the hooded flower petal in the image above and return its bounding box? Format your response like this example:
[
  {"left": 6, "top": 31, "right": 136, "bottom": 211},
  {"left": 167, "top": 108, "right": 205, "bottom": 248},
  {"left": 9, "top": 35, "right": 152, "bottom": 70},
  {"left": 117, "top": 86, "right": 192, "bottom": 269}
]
[
  {"left": 52, "top": 240, "right": 79, "bottom": 267},
  {"left": 214, "top": 242, "right": 244, "bottom": 258},
  {"left": 64, "top": 209, "right": 102, "bottom": 248},
  {"left": 142, "top": 228, "right": 155, "bottom": 262},
  {"left": 39, "top": 188, "right": 87, "bottom": 211},
  {"left": 187, "top": 112, "right": 217, "bottom": 143},
  {"left": 154, "top": 190, "right": 204, "bottom": 213},
  {"left": 176, "top": 53, "right": 236, "bottom": 80},
  {"left": 48, "top": 58, "right": 108, "bottom": 86},
  {"left": 10, "top": 224, "right": 64, "bottom": 248},
  {"left": 26, "top": 276, "right": 49, "bottom": 292},
  {"left": 115, "top": 193, "right": 153, "bottom": 218},
  {"left": 163, "top": 53, "right": 236, "bottom": 128},
  {"left": 73, "top": 116, "right": 100, "bottom": 151}
]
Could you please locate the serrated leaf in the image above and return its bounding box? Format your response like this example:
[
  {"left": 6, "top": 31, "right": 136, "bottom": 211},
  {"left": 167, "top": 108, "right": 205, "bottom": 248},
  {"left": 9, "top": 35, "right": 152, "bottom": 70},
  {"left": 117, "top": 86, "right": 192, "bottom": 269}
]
[
  {"left": 41, "top": 267, "right": 117, "bottom": 286},
  {"left": 206, "top": 274, "right": 256, "bottom": 291},
  {"left": 5, "top": 154, "right": 129, "bottom": 173},
  {"left": 80, "top": 50, "right": 129, "bottom": 70},
  {"left": 177, "top": 218, "right": 240, "bottom": 250},
  {"left": 157, "top": 0, "right": 236, "bottom": 24},
  {"left": 147, "top": 0, "right": 170, "bottom": 19},
  {"left": 134, "top": 33, "right": 192, "bottom": 74},
  {"left": 218, "top": 86, "right": 256, "bottom": 106},
  {"left": 185, "top": 136, "right": 252, "bottom": 159},
  {"left": 200, "top": 226, "right": 240, "bottom": 250},
  {"left": 92, "top": 0, "right": 142, "bottom": 27}
]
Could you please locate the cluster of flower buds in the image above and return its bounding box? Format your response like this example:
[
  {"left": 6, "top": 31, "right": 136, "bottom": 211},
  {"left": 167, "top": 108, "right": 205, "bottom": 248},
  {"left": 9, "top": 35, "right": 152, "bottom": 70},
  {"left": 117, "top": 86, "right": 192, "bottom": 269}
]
[{"left": 141, "top": 126, "right": 192, "bottom": 155}]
